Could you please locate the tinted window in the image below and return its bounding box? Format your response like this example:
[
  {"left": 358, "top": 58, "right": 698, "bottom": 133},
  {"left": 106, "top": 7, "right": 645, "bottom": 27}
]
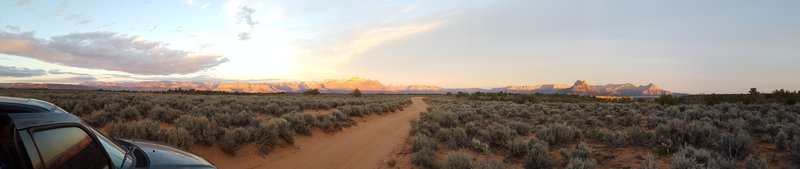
[
  {"left": 32, "top": 127, "right": 109, "bottom": 169},
  {"left": 0, "top": 116, "right": 21, "bottom": 169},
  {"left": 89, "top": 128, "right": 131, "bottom": 168}
]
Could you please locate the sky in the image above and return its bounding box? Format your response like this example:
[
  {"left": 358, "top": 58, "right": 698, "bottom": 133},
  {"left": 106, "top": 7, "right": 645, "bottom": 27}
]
[{"left": 0, "top": 0, "right": 799, "bottom": 94}]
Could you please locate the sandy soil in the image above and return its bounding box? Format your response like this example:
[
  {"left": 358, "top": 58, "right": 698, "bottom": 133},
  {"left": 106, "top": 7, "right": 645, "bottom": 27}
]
[{"left": 193, "top": 97, "right": 428, "bottom": 169}]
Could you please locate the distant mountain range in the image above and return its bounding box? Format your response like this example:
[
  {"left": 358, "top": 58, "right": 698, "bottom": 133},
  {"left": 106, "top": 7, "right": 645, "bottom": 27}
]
[{"left": 0, "top": 77, "right": 677, "bottom": 96}]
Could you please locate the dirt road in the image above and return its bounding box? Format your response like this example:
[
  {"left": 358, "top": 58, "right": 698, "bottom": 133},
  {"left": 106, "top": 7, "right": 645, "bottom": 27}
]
[{"left": 194, "top": 97, "right": 428, "bottom": 169}]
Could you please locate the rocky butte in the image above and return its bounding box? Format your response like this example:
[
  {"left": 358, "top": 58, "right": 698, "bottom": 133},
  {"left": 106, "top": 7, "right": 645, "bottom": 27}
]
[{"left": 0, "top": 78, "right": 675, "bottom": 96}]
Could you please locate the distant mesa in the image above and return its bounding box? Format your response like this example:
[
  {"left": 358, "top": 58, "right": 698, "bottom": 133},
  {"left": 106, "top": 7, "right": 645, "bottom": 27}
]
[
  {"left": 0, "top": 77, "right": 675, "bottom": 96},
  {"left": 558, "top": 80, "right": 671, "bottom": 96}
]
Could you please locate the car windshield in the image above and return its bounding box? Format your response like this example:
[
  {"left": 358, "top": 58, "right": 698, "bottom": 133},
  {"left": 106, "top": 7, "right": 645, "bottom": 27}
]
[{"left": 88, "top": 127, "right": 132, "bottom": 168}]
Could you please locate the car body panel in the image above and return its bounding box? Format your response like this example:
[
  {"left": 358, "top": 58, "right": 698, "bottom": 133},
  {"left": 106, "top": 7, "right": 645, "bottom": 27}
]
[{"left": 121, "top": 139, "right": 215, "bottom": 169}]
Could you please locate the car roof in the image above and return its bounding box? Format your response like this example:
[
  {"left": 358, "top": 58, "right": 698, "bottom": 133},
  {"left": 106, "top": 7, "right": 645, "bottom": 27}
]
[
  {"left": 0, "top": 96, "right": 61, "bottom": 112},
  {"left": 0, "top": 96, "right": 79, "bottom": 129}
]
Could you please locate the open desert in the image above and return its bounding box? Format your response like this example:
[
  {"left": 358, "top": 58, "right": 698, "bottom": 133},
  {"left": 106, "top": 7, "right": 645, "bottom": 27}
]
[{"left": 3, "top": 1, "right": 800, "bottom": 169}]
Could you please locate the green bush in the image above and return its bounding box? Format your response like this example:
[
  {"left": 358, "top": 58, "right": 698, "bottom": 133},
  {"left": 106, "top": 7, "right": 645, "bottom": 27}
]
[
  {"left": 508, "top": 140, "right": 529, "bottom": 158},
  {"left": 412, "top": 147, "right": 438, "bottom": 169},
  {"left": 781, "top": 135, "right": 800, "bottom": 164},
  {"left": 718, "top": 130, "right": 753, "bottom": 159},
  {"left": 83, "top": 110, "right": 115, "bottom": 127},
  {"left": 442, "top": 152, "right": 476, "bottom": 169},
  {"left": 213, "top": 111, "right": 256, "bottom": 127},
  {"left": 656, "top": 120, "right": 718, "bottom": 149},
  {"left": 283, "top": 113, "right": 314, "bottom": 135},
  {"left": 745, "top": 155, "right": 768, "bottom": 169},
  {"left": 159, "top": 127, "right": 194, "bottom": 150},
  {"left": 219, "top": 127, "right": 250, "bottom": 155},
  {"left": 105, "top": 119, "right": 160, "bottom": 140},
  {"left": 565, "top": 142, "right": 596, "bottom": 169},
  {"left": 315, "top": 114, "right": 339, "bottom": 133},
  {"left": 263, "top": 103, "right": 280, "bottom": 115},
  {"left": 175, "top": 115, "right": 218, "bottom": 145},
  {"left": 523, "top": 140, "right": 554, "bottom": 169},
  {"left": 671, "top": 146, "right": 734, "bottom": 169},
  {"left": 627, "top": 126, "right": 655, "bottom": 146},
  {"left": 537, "top": 123, "right": 579, "bottom": 145},
  {"left": 119, "top": 105, "right": 142, "bottom": 120},
  {"left": 331, "top": 110, "right": 355, "bottom": 127},
  {"left": 565, "top": 158, "right": 596, "bottom": 169},
  {"left": 410, "top": 134, "right": 438, "bottom": 152},
  {"left": 488, "top": 122, "right": 517, "bottom": 148},
  {"left": 571, "top": 142, "right": 592, "bottom": 159},
  {"left": 437, "top": 127, "right": 469, "bottom": 149},
  {"left": 478, "top": 159, "right": 508, "bottom": 169},
  {"left": 148, "top": 105, "right": 181, "bottom": 123},
  {"left": 273, "top": 118, "right": 295, "bottom": 145},
  {"left": 586, "top": 128, "right": 615, "bottom": 144},
  {"left": 508, "top": 121, "right": 533, "bottom": 135},
  {"left": 253, "top": 120, "right": 280, "bottom": 156}
]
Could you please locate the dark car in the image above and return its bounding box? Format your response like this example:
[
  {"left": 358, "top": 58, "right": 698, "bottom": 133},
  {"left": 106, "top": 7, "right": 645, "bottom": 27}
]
[{"left": 0, "top": 96, "right": 215, "bottom": 169}]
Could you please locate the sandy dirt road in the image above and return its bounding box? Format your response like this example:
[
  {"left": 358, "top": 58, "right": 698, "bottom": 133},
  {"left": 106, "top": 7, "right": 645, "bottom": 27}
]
[{"left": 194, "top": 97, "right": 428, "bottom": 169}]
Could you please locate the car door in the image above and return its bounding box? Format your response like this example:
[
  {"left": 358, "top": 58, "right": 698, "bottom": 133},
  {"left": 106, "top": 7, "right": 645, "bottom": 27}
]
[{"left": 24, "top": 125, "right": 112, "bottom": 169}]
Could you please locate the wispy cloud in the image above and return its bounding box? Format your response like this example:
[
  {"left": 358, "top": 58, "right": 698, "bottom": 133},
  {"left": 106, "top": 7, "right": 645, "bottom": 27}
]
[
  {"left": 59, "top": 75, "right": 97, "bottom": 82},
  {"left": 237, "top": 32, "right": 251, "bottom": 40},
  {"left": 15, "top": 0, "right": 30, "bottom": 6},
  {"left": 330, "top": 22, "right": 442, "bottom": 63},
  {"left": 0, "top": 31, "right": 228, "bottom": 75},
  {"left": 51, "top": 0, "right": 72, "bottom": 16},
  {"left": 97, "top": 74, "right": 281, "bottom": 83},
  {"left": 48, "top": 69, "right": 90, "bottom": 76},
  {"left": 237, "top": 6, "right": 258, "bottom": 28},
  {"left": 64, "top": 14, "right": 92, "bottom": 26},
  {"left": 234, "top": 5, "right": 258, "bottom": 41},
  {"left": 37, "top": 75, "right": 97, "bottom": 83},
  {"left": 4, "top": 25, "right": 20, "bottom": 32},
  {"left": 0, "top": 65, "right": 46, "bottom": 77}
]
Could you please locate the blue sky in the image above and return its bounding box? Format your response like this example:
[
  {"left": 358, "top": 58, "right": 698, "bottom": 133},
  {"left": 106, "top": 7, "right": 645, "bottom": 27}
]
[{"left": 1, "top": 0, "right": 799, "bottom": 93}]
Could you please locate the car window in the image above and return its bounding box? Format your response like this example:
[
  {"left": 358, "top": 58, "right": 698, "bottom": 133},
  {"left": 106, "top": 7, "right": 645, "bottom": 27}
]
[
  {"left": 89, "top": 127, "right": 131, "bottom": 168},
  {"left": 31, "top": 127, "right": 109, "bottom": 169},
  {"left": 0, "top": 116, "right": 21, "bottom": 169}
]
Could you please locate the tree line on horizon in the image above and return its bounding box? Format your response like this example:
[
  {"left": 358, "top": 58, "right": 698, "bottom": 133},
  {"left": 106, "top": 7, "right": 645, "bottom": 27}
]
[{"left": 657, "top": 88, "right": 800, "bottom": 106}]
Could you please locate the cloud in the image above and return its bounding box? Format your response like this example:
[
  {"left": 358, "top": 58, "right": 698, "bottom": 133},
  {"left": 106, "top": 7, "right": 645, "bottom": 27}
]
[
  {"left": 237, "top": 6, "right": 258, "bottom": 28},
  {"left": 16, "top": 0, "right": 30, "bottom": 6},
  {"left": 146, "top": 25, "right": 158, "bottom": 31},
  {"left": 51, "top": 0, "right": 72, "bottom": 16},
  {"left": 328, "top": 22, "right": 442, "bottom": 63},
  {"left": 234, "top": 5, "right": 258, "bottom": 40},
  {"left": 4, "top": 25, "right": 20, "bottom": 32},
  {"left": 0, "top": 65, "right": 46, "bottom": 77},
  {"left": 76, "top": 20, "right": 91, "bottom": 26},
  {"left": 37, "top": 75, "right": 97, "bottom": 83},
  {"left": 185, "top": 0, "right": 195, "bottom": 6},
  {"left": 48, "top": 69, "right": 90, "bottom": 76},
  {"left": 60, "top": 75, "right": 97, "bottom": 82},
  {"left": 237, "top": 32, "right": 251, "bottom": 40},
  {"left": 64, "top": 14, "right": 92, "bottom": 26},
  {"left": 97, "top": 74, "right": 281, "bottom": 83},
  {"left": 0, "top": 31, "right": 229, "bottom": 75},
  {"left": 103, "top": 74, "right": 132, "bottom": 78}
]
